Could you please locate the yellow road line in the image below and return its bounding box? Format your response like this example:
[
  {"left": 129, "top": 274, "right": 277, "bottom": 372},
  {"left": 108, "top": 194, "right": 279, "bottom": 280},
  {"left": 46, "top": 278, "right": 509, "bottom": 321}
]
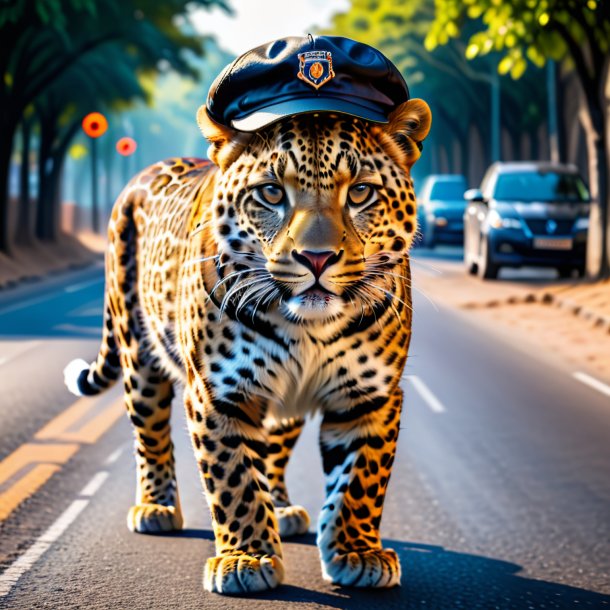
[
  {"left": 35, "top": 398, "right": 92, "bottom": 441},
  {"left": 0, "top": 396, "right": 123, "bottom": 522},
  {"left": 56, "top": 400, "right": 124, "bottom": 444},
  {"left": 0, "top": 443, "right": 79, "bottom": 486}
]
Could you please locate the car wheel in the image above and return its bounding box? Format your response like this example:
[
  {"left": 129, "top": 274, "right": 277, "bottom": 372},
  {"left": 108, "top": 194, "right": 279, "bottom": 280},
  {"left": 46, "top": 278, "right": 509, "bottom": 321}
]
[{"left": 478, "top": 236, "right": 499, "bottom": 280}]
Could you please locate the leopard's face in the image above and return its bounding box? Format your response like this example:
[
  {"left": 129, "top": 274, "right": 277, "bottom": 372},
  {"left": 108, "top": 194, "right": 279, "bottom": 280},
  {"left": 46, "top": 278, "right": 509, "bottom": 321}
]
[{"left": 199, "top": 100, "right": 431, "bottom": 323}]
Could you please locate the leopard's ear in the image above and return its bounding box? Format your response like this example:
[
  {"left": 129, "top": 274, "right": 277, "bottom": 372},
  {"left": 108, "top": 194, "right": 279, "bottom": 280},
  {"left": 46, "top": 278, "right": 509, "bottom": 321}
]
[
  {"left": 382, "top": 99, "right": 432, "bottom": 168},
  {"left": 196, "top": 105, "right": 251, "bottom": 172}
]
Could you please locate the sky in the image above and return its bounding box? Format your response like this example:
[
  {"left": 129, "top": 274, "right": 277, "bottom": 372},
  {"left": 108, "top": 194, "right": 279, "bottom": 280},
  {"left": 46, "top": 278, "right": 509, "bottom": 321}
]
[{"left": 190, "top": 0, "right": 350, "bottom": 57}]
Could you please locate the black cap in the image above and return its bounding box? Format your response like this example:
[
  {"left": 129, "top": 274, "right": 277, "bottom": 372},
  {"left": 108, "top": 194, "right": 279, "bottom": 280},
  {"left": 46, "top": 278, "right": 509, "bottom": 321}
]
[{"left": 206, "top": 35, "right": 410, "bottom": 132}]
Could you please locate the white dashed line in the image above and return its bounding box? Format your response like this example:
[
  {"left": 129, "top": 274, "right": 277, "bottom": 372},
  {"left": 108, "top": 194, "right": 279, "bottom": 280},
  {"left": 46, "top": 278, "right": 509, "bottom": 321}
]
[
  {"left": 407, "top": 375, "right": 446, "bottom": 413},
  {"left": 64, "top": 278, "right": 104, "bottom": 293},
  {"left": 0, "top": 465, "right": 112, "bottom": 597},
  {"left": 105, "top": 447, "right": 124, "bottom": 465},
  {"left": 79, "top": 471, "right": 109, "bottom": 497},
  {"left": 0, "top": 499, "right": 89, "bottom": 597},
  {"left": 0, "top": 295, "right": 56, "bottom": 316},
  {"left": 573, "top": 371, "right": 610, "bottom": 398}
]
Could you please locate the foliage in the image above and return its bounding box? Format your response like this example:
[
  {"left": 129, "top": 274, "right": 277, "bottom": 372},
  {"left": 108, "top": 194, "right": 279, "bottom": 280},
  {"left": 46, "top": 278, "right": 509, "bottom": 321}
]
[
  {"left": 325, "top": 0, "right": 548, "bottom": 176},
  {"left": 425, "top": 0, "right": 610, "bottom": 83},
  {"left": 424, "top": 0, "right": 610, "bottom": 277},
  {"left": 0, "top": 0, "right": 231, "bottom": 250}
]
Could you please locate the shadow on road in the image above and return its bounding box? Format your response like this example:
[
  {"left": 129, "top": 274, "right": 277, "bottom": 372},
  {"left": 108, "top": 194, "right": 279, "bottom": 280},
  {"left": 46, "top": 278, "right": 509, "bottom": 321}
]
[{"left": 170, "top": 530, "right": 610, "bottom": 609}]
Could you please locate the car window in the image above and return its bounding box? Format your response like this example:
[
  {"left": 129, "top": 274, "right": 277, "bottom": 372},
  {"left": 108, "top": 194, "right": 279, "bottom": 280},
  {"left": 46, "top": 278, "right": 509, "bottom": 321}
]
[
  {"left": 429, "top": 180, "right": 466, "bottom": 200},
  {"left": 494, "top": 171, "right": 590, "bottom": 203}
]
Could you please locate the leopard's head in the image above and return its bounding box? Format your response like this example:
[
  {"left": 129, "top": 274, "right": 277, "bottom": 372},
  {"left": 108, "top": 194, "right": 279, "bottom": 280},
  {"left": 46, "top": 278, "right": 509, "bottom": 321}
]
[{"left": 197, "top": 100, "right": 431, "bottom": 323}]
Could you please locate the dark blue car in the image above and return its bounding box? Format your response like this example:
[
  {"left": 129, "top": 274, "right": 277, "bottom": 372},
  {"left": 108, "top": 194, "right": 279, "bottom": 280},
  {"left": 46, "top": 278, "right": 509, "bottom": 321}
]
[
  {"left": 416, "top": 175, "right": 468, "bottom": 248},
  {"left": 463, "top": 162, "right": 590, "bottom": 279}
]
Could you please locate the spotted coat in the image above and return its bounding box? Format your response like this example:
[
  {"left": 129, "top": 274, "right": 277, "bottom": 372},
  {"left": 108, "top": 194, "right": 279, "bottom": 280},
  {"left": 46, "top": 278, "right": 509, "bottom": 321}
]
[{"left": 65, "top": 99, "right": 432, "bottom": 595}]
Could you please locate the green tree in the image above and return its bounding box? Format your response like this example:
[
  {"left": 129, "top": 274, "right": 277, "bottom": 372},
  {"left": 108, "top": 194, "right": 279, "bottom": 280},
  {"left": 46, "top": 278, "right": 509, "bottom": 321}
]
[
  {"left": 325, "top": 0, "right": 548, "bottom": 183},
  {"left": 426, "top": 0, "right": 610, "bottom": 278},
  {"left": 0, "top": 0, "right": 229, "bottom": 253}
]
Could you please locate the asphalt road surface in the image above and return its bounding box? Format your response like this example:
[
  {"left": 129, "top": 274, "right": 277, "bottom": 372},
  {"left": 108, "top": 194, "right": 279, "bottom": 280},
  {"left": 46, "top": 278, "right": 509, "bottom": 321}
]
[{"left": 1, "top": 260, "right": 609, "bottom": 610}]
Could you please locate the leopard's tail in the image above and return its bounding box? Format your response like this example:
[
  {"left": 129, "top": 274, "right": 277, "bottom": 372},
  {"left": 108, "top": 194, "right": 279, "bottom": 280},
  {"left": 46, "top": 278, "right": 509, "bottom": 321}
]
[
  {"left": 63, "top": 297, "right": 122, "bottom": 396},
  {"left": 63, "top": 195, "right": 137, "bottom": 397}
]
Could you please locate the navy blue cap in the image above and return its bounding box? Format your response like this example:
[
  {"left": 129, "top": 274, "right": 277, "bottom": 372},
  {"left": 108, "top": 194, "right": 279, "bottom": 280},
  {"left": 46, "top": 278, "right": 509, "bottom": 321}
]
[{"left": 206, "top": 35, "right": 410, "bottom": 132}]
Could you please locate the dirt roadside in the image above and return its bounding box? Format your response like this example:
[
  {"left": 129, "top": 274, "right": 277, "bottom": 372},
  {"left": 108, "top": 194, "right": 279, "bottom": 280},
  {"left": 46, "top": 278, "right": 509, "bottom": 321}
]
[
  {"left": 412, "top": 251, "right": 610, "bottom": 385},
  {"left": 0, "top": 232, "right": 105, "bottom": 290}
]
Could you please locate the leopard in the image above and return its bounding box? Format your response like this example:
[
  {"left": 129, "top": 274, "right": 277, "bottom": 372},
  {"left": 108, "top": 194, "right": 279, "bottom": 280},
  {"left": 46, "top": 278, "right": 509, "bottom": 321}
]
[{"left": 64, "top": 98, "right": 431, "bottom": 595}]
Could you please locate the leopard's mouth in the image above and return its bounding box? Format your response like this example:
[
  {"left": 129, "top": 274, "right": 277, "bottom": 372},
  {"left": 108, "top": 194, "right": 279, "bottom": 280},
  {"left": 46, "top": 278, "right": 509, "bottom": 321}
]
[
  {"left": 282, "top": 284, "right": 344, "bottom": 321},
  {"left": 299, "top": 285, "right": 337, "bottom": 301}
]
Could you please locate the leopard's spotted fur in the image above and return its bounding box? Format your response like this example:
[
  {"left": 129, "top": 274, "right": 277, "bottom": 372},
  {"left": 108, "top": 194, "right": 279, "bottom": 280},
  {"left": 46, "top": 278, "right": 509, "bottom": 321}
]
[{"left": 64, "top": 99, "right": 431, "bottom": 595}]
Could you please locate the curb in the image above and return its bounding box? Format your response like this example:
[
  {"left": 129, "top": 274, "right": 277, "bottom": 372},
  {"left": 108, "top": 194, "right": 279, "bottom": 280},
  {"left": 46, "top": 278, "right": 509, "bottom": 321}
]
[{"left": 463, "top": 291, "right": 610, "bottom": 333}]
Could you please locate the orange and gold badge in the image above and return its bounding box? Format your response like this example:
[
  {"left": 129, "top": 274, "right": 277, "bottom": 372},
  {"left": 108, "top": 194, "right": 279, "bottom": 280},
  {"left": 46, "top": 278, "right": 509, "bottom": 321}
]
[{"left": 297, "top": 51, "right": 335, "bottom": 90}]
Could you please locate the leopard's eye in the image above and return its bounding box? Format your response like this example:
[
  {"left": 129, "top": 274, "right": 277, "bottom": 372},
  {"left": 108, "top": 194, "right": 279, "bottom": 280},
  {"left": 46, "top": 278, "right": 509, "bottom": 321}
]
[
  {"left": 347, "top": 183, "right": 377, "bottom": 209},
  {"left": 254, "top": 184, "right": 285, "bottom": 206}
]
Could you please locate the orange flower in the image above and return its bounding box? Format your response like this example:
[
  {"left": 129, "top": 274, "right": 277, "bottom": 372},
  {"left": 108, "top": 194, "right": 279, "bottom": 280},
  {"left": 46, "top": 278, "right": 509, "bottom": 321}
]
[
  {"left": 116, "top": 137, "right": 137, "bottom": 156},
  {"left": 82, "top": 112, "right": 108, "bottom": 138}
]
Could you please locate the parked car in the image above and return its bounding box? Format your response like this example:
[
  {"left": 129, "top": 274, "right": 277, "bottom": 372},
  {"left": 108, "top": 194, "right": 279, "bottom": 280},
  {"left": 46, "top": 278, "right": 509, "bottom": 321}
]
[
  {"left": 416, "top": 174, "right": 468, "bottom": 248},
  {"left": 463, "top": 162, "right": 590, "bottom": 279}
]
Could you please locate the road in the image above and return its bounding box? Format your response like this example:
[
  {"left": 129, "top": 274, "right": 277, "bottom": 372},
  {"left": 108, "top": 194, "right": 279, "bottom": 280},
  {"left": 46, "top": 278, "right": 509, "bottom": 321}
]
[{"left": 1, "top": 260, "right": 609, "bottom": 609}]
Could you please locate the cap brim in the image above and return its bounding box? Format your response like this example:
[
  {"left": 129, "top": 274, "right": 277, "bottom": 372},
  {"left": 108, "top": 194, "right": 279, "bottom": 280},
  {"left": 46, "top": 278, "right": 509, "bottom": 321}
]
[{"left": 231, "top": 97, "right": 389, "bottom": 132}]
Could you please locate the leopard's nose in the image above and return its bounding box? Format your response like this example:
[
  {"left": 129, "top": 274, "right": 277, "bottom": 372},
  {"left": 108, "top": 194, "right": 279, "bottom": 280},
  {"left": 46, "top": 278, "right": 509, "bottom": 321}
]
[{"left": 292, "top": 249, "right": 342, "bottom": 278}]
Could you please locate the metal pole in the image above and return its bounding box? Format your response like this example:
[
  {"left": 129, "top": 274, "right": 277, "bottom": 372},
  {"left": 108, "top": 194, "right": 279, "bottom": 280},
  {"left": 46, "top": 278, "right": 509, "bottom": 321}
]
[
  {"left": 491, "top": 70, "right": 501, "bottom": 162},
  {"left": 91, "top": 136, "right": 99, "bottom": 233},
  {"left": 123, "top": 156, "right": 129, "bottom": 188},
  {"left": 547, "top": 60, "right": 559, "bottom": 162}
]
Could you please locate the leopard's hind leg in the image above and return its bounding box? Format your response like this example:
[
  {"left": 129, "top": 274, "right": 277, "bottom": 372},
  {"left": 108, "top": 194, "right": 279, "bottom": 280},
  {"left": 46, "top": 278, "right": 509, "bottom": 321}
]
[
  {"left": 123, "top": 356, "right": 182, "bottom": 533},
  {"left": 264, "top": 418, "right": 310, "bottom": 537},
  {"left": 108, "top": 193, "right": 183, "bottom": 533}
]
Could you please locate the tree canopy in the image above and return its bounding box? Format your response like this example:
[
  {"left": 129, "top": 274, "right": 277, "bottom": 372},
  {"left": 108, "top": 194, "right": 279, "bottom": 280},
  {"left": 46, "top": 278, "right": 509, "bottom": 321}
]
[{"left": 0, "top": 0, "right": 230, "bottom": 251}]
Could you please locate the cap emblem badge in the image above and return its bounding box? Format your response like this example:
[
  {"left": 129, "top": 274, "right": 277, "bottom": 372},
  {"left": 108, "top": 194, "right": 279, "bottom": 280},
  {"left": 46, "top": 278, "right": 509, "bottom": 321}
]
[{"left": 297, "top": 50, "right": 335, "bottom": 90}]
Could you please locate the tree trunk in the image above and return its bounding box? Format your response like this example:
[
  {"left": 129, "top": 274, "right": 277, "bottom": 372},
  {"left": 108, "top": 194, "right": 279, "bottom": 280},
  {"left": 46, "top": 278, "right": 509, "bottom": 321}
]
[
  {"left": 580, "top": 66, "right": 610, "bottom": 279},
  {"left": 15, "top": 117, "right": 35, "bottom": 245},
  {"left": 0, "top": 119, "right": 18, "bottom": 254},
  {"left": 36, "top": 117, "right": 55, "bottom": 241},
  {"left": 45, "top": 122, "right": 80, "bottom": 241}
]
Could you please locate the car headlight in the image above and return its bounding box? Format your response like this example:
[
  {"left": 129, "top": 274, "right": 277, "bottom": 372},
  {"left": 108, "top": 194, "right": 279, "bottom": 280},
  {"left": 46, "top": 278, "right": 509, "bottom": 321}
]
[
  {"left": 488, "top": 210, "right": 523, "bottom": 230},
  {"left": 574, "top": 217, "right": 589, "bottom": 231}
]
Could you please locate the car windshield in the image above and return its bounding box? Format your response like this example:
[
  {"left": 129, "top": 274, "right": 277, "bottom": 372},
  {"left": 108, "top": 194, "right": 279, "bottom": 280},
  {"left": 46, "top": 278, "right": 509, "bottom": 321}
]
[
  {"left": 429, "top": 180, "right": 466, "bottom": 201},
  {"left": 494, "top": 171, "right": 590, "bottom": 203}
]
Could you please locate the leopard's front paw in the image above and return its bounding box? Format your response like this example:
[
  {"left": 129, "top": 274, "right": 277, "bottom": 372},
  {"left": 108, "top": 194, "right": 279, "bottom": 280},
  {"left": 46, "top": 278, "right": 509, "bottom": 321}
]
[
  {"left": 204, "top": 552, "right": 285, "bottom": 595},
  {"left": 277, "top": 505, "right": 310, "bottom": 537},
  {"left": 322, "top": 548, "right": 401, "bottom": 588},
  {"left": 127, "top": 503, "right": 183, "bottom": 533}
]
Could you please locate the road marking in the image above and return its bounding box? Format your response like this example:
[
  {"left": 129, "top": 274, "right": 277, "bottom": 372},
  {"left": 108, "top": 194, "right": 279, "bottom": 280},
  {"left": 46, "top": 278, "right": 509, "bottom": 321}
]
[
  {"left": 105, "top": 447, "right": 124, "bottom": 465},
  {"left": 0, "top": 294, "right": 57, "bottom": 316},
  {"left": 0, "top": 444, "right": 80, "bottom": 521},
  {"left": 573, "top": 371, "right": 610, "bottom": 398},
  {"left": 0, "top": 268, "right": 103, "bottom": 316},
  {"left": 0, "top": 499, "right": 90, "bottom": 597},
  {"left": 0, "top": 341, "right": 42, "bottom": 367},
  {"left": 407, "top": 375, "right": 446, "bottom": 413},
  {"left": 0, "top": 396, "right": 123, "bottom": 522},
  {"left": 64, "top": 278, "right": 104, "bottom": 293},
  {"left": 79, "top": 471, "right": 109, "bottom": 497},
  {"left": 51, "top": 323, "right": 101, "bottom": 336},
  {"left": 0, "top": 464, "right": 112, "bottom": 597},
  {"left": 36, "top": 398, "right": 123, "bottom": 444}
]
